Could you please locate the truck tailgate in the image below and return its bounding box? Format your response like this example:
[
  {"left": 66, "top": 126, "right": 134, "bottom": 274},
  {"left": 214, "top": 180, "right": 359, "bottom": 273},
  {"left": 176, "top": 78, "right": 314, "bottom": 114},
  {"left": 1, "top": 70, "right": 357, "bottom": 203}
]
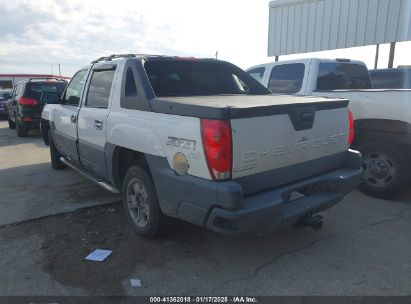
[{"left": 230, "top": 95, "right": 350, "bottom": 191}]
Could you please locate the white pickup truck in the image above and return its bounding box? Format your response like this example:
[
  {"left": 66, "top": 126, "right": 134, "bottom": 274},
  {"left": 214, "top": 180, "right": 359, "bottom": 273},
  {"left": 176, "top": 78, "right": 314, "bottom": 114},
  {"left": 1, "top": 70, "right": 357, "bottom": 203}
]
[
  {"left": 41, "top": 54, "right": 361, "bottom": 238},
  {"left": 248, "top": 58, "right": 411, "bottom": 199}
]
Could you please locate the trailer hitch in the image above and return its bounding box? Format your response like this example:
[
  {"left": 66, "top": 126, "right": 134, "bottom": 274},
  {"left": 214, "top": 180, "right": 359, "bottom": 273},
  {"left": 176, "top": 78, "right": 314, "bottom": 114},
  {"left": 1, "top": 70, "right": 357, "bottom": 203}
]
[{"left": 303, "top": 214, "right": 323, "bottom": 230}]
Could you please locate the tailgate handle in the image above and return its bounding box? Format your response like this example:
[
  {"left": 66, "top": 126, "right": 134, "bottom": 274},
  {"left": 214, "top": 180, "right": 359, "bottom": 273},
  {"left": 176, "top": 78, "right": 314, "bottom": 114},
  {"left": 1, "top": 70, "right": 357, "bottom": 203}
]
[
  {"left": 300, "top": 112, "right": 313, "bottom": 121},
  {"left": 289, "top": 106, "right": 315, "bottom": 131}
]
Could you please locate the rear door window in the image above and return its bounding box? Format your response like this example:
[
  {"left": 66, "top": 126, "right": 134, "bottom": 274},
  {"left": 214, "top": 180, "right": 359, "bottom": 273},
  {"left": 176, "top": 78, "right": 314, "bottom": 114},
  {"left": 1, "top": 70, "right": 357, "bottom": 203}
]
[
  {"left": 268, "top": 63, "right": 305, "bottom": 93},
  {"left": 316, "top": 62, "right": 372, "bottom": 90},
  {"left": 86, "top": 70, "right": 115, "bottom": 108}
]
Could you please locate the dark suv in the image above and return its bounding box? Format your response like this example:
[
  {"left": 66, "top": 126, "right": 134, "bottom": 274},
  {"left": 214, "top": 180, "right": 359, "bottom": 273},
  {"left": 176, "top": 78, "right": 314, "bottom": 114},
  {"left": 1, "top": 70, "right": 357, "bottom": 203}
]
[{"left": 6, "top": 79, "right": 67, "bottom": 137}]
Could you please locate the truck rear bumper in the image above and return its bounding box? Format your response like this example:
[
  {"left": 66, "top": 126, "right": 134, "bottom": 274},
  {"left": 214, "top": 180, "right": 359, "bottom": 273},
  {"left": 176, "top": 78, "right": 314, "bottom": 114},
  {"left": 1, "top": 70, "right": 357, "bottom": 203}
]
[
  {"left": 146, "top": 149, "right": 362, "bottom": 235},
  {"left": 206, "top": 166, "right": 361, "bottom": 235}
]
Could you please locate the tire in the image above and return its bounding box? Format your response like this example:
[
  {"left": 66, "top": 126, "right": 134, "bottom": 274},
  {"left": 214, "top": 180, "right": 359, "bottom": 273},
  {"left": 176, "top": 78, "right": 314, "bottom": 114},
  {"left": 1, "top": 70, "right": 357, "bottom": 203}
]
[
  {"left": 358, "top": 141, "right": 410, "bottom": 199},
  {"left": 122, "top": 165, "right": 169, "bottom": 238},
  {"left": 41, "top": 121, "right": 49, "bottom": 145},
  {"left": 8, "top": 116, "right": 16, "bottom": 129},
  {"left": 49, "top": 131, "right": 67, "bottom": 170},
  {"left": 16, "top": 116, "right": 29, "bottom": 137}
]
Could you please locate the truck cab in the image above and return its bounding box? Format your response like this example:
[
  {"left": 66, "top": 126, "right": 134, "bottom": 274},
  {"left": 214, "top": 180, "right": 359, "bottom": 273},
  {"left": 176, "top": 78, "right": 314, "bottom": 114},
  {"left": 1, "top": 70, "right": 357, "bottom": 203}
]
[{"left": 247, "top": 58, "right": 371, "bottom": 95}]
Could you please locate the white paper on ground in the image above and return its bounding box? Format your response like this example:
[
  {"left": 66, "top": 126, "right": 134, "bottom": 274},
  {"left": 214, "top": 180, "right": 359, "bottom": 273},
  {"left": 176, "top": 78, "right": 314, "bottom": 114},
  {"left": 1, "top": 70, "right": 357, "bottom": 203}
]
[
  {"left": 130, "top": 279, "right": 142, "bottom": 287},
  {"left": 85, "top": 249, "right": 112, "bottom": 262}
]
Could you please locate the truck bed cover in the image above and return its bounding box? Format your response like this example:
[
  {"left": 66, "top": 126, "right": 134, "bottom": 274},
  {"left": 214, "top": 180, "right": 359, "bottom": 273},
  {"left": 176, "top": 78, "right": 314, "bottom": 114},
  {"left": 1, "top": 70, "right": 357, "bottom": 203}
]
[{"left": 151, "top": 94, "right": 348, "bottom": 119}]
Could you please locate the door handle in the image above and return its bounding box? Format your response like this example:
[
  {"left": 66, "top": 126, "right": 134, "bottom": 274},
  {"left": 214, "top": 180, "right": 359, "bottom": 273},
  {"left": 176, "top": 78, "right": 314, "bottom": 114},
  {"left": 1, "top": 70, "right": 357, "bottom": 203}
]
[
  {"left": 70, "top": 114, "right": 77, "bottom": 123},
  {"left": 94, "top": 119, "right": 103, "bottom": 130}
]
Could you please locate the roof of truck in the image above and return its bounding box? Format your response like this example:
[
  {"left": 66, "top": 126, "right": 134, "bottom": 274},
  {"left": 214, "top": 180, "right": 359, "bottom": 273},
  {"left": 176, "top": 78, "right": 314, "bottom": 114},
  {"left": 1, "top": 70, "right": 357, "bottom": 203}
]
[
  {"left": 247, "top": 58, "right": 367, "bottom": 71},
  {"left": 90, "top": 54, "right": 216, "bottom": 64}
]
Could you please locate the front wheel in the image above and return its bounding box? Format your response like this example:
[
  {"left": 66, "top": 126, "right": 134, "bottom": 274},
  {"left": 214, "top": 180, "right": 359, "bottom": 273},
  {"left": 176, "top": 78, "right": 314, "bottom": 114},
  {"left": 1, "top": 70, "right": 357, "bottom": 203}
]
[
  {"left": 358, "top": 141, "right": 410, "bottom": 199},
  {"left": 122, "top": 165, "right": 169, "bottom": 238},
  {"left": 8, "top": 116, "right": 16, "bottom": 129}
]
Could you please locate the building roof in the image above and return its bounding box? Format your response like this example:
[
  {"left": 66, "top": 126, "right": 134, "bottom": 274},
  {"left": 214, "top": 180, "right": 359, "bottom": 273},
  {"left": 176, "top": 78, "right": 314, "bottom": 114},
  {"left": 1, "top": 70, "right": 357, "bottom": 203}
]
[{"left": 0, "top": 74, "right": 70, "bottom": 79}]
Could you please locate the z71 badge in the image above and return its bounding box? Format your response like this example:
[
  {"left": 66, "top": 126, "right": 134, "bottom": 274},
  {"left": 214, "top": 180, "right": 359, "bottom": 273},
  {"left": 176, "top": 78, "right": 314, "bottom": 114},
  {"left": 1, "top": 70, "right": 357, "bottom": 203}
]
[{"left": 166, "top": 137, "right": 197, "bottom": 150}]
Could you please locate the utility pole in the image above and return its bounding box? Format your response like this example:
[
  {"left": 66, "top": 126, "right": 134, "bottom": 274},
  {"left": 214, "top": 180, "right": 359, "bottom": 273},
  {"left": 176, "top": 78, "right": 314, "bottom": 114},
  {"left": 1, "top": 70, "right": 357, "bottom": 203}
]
[
  {"left": 388, "top": 42, "right": 396, "bottom": 68},
  {"left": 374, "top": 44, "right": 379, "bottom": 69},
  {"left": 215, "top": 51, "right": 218, "bottom": 59},
  {"left": 275, "top": 56, "right": 279, "bottom": 62},
  {"left": 58, "top": 64, "right": 61, "bottom": 76}
]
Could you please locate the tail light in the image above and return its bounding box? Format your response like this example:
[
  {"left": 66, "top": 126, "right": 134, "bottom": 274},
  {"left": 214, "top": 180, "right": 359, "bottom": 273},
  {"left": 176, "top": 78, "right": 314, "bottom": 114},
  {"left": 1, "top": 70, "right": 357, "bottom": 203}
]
[
  {"left": 200, "top": 119, "right": 232, "bottom": 180},
  {"left": 348, "top": 109, "right": 354, "bottom": 145},
  {"left": 18, "top": 97, "right": 38, "bottom": 106}
]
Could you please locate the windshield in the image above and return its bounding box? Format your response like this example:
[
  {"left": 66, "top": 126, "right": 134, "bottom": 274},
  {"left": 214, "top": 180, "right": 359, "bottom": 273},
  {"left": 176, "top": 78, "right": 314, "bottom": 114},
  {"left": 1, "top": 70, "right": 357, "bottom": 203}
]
[{"left": 144, "top": 60, "right": 270, "bottom": 97}]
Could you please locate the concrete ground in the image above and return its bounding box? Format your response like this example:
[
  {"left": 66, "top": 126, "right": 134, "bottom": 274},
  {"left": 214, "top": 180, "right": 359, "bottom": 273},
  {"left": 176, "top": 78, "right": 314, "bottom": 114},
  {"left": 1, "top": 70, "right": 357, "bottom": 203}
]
[
  {"left": 0, "top": 119, "right": 410, "bottom": 296},
  {"left": 0, "top": 120, "right": 119, "bottom": 225}
]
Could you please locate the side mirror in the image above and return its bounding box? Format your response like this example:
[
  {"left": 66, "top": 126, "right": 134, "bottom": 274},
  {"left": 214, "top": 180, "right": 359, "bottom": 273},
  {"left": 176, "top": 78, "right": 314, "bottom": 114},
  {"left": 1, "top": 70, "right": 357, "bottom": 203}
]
[
  {"left": 68, "top": 95, "right": 80, "bottom": 105},
  {"left": 41, "top": 92, "right": 60, "bottom": 104}
]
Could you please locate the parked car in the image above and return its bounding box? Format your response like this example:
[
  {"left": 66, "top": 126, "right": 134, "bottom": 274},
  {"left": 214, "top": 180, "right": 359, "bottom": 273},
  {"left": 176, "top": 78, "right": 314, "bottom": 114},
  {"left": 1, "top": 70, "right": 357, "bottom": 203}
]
[
  {"left": 6, "top": 78, "right": 67, "bottom": 137},
  {"left": 0, "top": 89, "right": 12, "bottom": 117},
  {"left": 41, "top": 54, "right": 361, "bottom": 238},
  {"left": 247, "top": 58, "right": 411, "bottom": 198},
  {"left": 369, "top": 67, "right": 411, "bottom": 89}
]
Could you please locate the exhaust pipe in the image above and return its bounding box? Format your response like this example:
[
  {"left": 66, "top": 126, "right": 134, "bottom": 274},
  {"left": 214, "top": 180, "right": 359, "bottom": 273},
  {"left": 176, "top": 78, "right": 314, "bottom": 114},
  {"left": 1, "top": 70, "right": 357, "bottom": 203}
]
[{"left": 304, "top": 214, "right": 323, "bottom": 230}]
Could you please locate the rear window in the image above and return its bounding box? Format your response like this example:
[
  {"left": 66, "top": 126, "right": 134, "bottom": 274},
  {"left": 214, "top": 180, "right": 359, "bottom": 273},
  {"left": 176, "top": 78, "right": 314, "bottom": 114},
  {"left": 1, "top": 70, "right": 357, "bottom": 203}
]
[
  {"left": 316, "top": 62, "right": 372, "bottom": 90},
  {"left": 25, "top": 82, "right": 67, "bottom": 99},
  {"left": 268, "top": 63, "right": 305, "bottom": 94},
  {"left": 144, "top": 60, "right": 269, "bottom": 97},
  {"left": 370, "top": 70, "right": 411, "bottom": 89}
]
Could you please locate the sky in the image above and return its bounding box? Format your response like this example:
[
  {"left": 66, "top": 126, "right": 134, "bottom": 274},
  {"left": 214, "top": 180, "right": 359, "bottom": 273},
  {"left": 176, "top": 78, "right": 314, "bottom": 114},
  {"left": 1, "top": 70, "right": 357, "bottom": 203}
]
[{"left": 0, "top": 0, "right": 410, "bottom": 77}]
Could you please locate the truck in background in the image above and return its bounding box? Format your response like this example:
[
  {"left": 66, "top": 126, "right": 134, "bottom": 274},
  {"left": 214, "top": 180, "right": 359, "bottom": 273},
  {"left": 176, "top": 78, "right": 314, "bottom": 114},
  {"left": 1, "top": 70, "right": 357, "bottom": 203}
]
[
  {"left": 248, "top": 58, "right": 411, "bottom": 199},
  {"left": 369, "top": 67, "right": 411, "bottom": 89}
]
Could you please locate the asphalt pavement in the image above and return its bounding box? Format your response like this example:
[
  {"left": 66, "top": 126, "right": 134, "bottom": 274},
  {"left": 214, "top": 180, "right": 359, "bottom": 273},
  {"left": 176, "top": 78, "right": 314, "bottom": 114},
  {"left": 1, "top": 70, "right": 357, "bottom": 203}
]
[{"left": 0, "top": 119, "right": 410, "bottom": 296}]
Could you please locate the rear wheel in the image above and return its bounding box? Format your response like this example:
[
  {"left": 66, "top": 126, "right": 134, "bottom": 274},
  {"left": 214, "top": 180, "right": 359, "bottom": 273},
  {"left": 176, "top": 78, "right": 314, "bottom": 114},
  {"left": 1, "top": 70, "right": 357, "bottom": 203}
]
[
  {"left": 49, "top": 131, "right": 67, "bottom": 170},
  {"left": 8, "top": 116, "right": 16, "bottom": 129},
  {"left": 122, "top": 165, "right": 169, "bottom": 238},
  {"left": 358, "top": 141, "right": 410, "bottom": 199},
  {"left": 16, "top": 116, "right": 29, "bottom": 137}
]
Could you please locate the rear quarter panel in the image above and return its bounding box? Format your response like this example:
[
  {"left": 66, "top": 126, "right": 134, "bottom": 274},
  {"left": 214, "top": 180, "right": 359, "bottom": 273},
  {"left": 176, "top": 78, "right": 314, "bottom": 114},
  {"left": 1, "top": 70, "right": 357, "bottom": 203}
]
[{"left": 106, "top": 108, "right": 211, "bottom": 180}]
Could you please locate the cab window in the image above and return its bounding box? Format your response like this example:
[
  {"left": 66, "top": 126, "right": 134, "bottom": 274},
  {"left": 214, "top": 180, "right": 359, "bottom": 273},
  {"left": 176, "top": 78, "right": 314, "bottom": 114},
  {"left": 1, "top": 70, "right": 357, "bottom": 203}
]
[
  {"left": 247, "top": 67, "right": 265, "bottom": 83},
  {"left": 85, "top": 70, "right": 115, "bottom": 108},
  {"left": 62, "top": 70, "right": 88, "bottom": 105},
  {"left": 268, "top": 63, "right": 305, "bottom": 93}
]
